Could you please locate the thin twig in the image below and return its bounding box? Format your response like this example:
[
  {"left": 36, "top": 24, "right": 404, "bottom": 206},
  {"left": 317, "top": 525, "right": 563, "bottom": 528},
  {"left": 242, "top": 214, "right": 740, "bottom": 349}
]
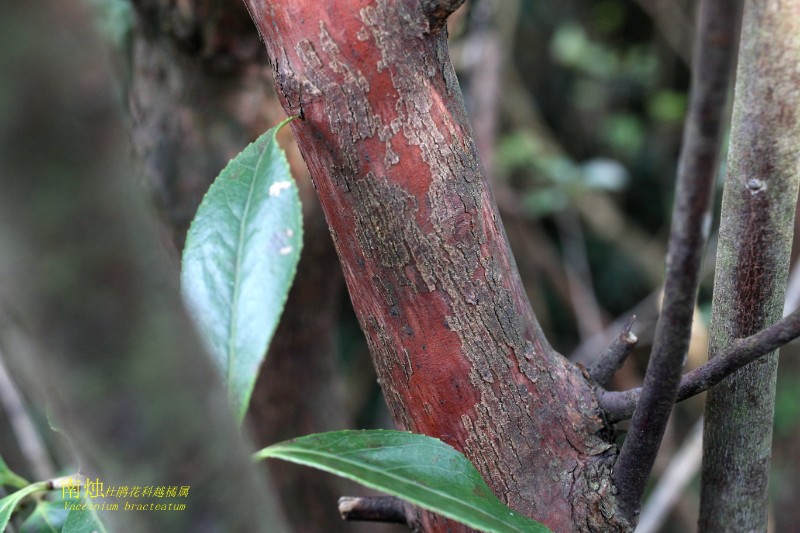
[
  {"left": 588, "top": 315, "right": 637, "bottom": 387},
  {"left": 601, "top": 305, "right": 800, "bottom": 421},
  {"left": 783, "top": 260, "right": 800, "bottom": 317},
  {"left": 556, "top": 212, "right": 605, "bottom": 342},
  {"left": 0, "top": 344, "right": 55, "bottom": 481},
  {"left": 631, "top": 0, "right": 694, "bottom": 65},
  {"left": 612, "top": 0, "right": 741, "bottom": 521},
  {"left": 571, "top": 291, "right": 660, "bottom": 365},
  {"left": 338, "top": 496, "right": 412, "bottom": 525}
]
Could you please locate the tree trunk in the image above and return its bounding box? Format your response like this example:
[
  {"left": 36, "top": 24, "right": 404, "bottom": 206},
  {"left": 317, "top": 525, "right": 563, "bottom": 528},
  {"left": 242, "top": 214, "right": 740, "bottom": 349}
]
[
  {"left": 243, "top": 1, "right": 627, "bottom": 531},
  {"left": 129, "top": 0, "right": 273, "bottom": 251},
  {"left": 700, "top": 0, "right": 800, "bottom": 530},
  {"left": 249, "top": 210, "right": 352, "bottom": 532}
]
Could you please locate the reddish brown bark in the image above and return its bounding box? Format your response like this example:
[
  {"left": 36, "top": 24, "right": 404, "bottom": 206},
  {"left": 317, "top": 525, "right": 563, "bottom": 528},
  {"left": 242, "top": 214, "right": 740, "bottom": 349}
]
[{"left": 244, "top": 1, "right": 626, "bottom": 530}]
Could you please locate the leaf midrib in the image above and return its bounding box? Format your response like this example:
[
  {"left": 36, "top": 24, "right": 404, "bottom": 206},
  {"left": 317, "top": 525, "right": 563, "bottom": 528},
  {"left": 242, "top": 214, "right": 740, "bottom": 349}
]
[
  {"left": 227, "top": 137, "right": 272, "bottom": 393},
  {"left": 262, "top": 445, "right": 538, "bottom": 533}
]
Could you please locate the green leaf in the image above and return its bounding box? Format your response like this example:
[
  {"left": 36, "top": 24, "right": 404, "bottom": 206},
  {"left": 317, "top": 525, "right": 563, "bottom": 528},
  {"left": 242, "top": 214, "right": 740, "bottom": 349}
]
[
  {"left": 0, "top": 454, "right": 29, "bottom": 489},
  {"left": 182, "top": 117, "right": 302, "bottom": 421},
  {"left": 0, "top": 481, "right": 49, "bottom": 532},
  {"left": 62, "top": 504, "right": 108, "bottom": 533},
  {"left": 255, "top": 430, "right": 551, "bottom": 533},
  {"left": 19, "top": 498, "right": 69, "bottom": 533}
]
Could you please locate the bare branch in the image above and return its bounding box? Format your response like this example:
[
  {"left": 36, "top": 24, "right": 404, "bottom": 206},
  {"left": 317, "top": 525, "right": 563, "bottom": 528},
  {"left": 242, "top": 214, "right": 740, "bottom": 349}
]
[
  {"left": 600, "top": 306, "right": 800, "bottom": 421},
  {"left": 556, "top": 212, "right": 605, "bottom": 342},
  {"left": 421, "top": 0, "right": 465, "bottom": 29},
  {"left": 613, "top": 0, "right": 741, "bottom": 521},
  {"left": 631, "top": 0, "right": 694, "bottom": 65},
  {"left": 338, "top": 496, "right": 412, "bottom": 525},
  {"left": 571, "top": 291, "right": 660, "bottom": 365},
  {"left": 588, "top": 315, "right": 637, "bottom": 387},
  {"left": 0, "top": 341, "right": 55, "bottom": 481},
  {"left": 678, "top": 307, "right": 800, "bottom": 400}
]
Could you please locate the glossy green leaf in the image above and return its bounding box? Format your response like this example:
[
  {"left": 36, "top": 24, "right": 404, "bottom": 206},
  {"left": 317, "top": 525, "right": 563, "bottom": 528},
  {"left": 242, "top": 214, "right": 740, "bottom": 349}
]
[
  {"left": 255, "top": 430, "right": 551, "bottom": 533},
  {"left": 182, "top": 117, "right": 302, "bottom": 421},
  {"left": 0, "top": 454, "right": 29, "bottom": 489},
  {"left": 62, "top": 504, "right": 108, "bottom": 533},
  {"left": 0, "top": 481, "right": 49, "bottom": 532}
]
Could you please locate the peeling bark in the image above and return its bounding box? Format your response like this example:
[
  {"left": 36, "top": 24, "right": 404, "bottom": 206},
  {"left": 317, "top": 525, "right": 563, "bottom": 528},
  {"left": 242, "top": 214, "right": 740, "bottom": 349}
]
[{"left": 243, "top": 1, "right": 628, "bottom": 530}]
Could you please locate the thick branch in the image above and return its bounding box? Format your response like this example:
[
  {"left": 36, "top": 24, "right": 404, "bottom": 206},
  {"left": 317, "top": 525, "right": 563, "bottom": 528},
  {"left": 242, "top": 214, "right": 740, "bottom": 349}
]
[
  {"left": 244, "top": 1, "right": 626, "bottom": 530},
  {"left": 600, "top": 306, "right": 800, "bottom": 421},
  {"left": 612, "top": 0, "right": 741, "bottom": 521}
]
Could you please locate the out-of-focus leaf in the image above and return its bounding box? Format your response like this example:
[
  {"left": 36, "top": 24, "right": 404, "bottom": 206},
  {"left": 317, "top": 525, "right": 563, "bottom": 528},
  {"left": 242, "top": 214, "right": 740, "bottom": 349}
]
[
  {"left": 647, "top": 90, "right": 688, "bottom": 123},
  {"left": 0, "top": 481, "right": 49, "bottom": 532},
  {"left": 19, "top": 497, "right": 69, "bottom": 533},
  {"left": 255, "top": 430, "right": 551, "bottom": 533},
  {"left": 581, "top": 158, "right": 629, "bottom": 191},
  {"left": 62, "top": 503, "right": 108, "bottom": 533},
  {"left": 523, "top": 189, "right": 569, "bottom": 217},
  {"left": 86, "top": 0, "right": 133, "bottom": 47},
  {"left": 603, "top": 114, "right": 645, "bottom": 157},
  {"left": 0, "top": 454, "right": 29, "bottom": 489},
  {"left": 182, "top": 117, "right": 302, "bottom": 422}
]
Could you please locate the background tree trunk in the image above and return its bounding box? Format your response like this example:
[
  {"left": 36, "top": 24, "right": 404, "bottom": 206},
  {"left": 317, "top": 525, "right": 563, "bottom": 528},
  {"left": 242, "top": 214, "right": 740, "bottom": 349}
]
[
  {"left": 700, "top": 1, "right": 800, "bottom": 530},
  {"left": 127, "top": 2, "right": 350, "bottom": 529},
  {"left": 244, "top": 1, "right": 627, "bottom": 531},
  {"left": 0, "top": 2, "right": 285, "bottom": 530}
]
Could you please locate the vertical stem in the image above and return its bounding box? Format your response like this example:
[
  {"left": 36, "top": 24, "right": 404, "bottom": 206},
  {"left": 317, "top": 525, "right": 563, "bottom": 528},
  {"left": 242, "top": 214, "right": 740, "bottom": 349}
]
[
  {"left": 700, "top": 1, "right": 800, "bottom": 530},
  {"left": 612, "top": 0, "right": 741, "bottom": 521}
]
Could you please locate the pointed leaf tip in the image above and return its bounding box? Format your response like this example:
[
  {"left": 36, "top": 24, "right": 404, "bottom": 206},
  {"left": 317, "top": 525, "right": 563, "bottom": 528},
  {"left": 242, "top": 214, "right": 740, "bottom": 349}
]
[{"left": 255, "top": 430, "right": 551, "bottom": 533}]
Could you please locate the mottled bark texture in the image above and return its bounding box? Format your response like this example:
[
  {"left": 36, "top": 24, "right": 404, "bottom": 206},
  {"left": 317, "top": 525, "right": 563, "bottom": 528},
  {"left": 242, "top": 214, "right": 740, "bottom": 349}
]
[
  {"left": 127, "top": 2, "right": 348, "bottom": 530},
  {"left": 700, "top": 1, "right": 800, "bottom": 530},
  {"left": 0, "top": 2, "right": 285, "bottom": 530},
  {"left": 243, "top": 1, "right": 626, "bottom": 531}
]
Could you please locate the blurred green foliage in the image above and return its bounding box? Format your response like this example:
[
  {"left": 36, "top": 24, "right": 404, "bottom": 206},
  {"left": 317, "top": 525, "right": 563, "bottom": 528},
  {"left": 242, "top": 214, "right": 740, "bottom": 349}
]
[
  {"left": 85, "top": 0, "right": 133, "bottom": 48},
  {"left": 774, "top": 374, "right": 800, "bottom": 437}
]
